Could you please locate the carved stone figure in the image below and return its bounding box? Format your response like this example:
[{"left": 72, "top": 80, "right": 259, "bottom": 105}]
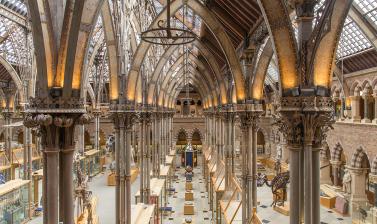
[{"left": 343, "top": 169, "right": 352, "bottom": 194}]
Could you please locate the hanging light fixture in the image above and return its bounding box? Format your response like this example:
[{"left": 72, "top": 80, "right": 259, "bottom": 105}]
[{"left": 141, "top": 0, "right": 196, "bottom": 45}]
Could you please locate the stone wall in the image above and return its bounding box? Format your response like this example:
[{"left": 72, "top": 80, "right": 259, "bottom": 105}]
[{"left": 327, "top": 121, "right": 377, "bottom": 164}]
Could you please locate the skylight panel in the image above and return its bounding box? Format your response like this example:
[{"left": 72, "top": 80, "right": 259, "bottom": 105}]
[
  {"left": 354, "top": 0, "right": 377, "bottom": 27},
  {"left": 0, "top": 0, "right": 27, "bottom": 16},
  {"left": 267, "top": 62, "right": 278, "bottom": 83},
  {"left": 337, "top": 17, "right": 373, "bottom": 58}
]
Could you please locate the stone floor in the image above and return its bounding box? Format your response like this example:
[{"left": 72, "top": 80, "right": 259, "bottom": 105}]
[
  {"left": 162, "top": 160, "right": 212, "bottom": 223},
  {"left": 28, "top": 156, "right": 353, "bottom": 224},
  {"left": 256, "top": 184, "right": 352, "bottom": 224}
]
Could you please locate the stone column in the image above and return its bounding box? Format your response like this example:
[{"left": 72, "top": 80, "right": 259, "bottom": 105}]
[
  {"left": 25, "top": 113, "right": 91, "bottom": 224},
  {"left": 94, "top": 111, "right": 101, "bottom": 150},
  {"left": 348, "top": 166, "right": 369, "bottom": 214},
  {"left": 289, "top": 145, "right": 301, "bottom": 224},
  {"left": 119, "top": 123, "right": 126, "bottom": 224},
  {"left": 3, "top": 112, "right": 13, "bottom": 179},
  {"left": 312, "top": 145, "right": 321, "bottom": 224},
  {"left": 330, "top": 160, "right": 342, "bottom": 188},
  {"left": 125, "top": 113, "right": 137, "bottom": 224},
  {"left": 114, "top": 125, "right": 121, "bottom": 224},
  {"left": 320, "top": 152, "right": 332, "bottom": 185},
  {"left": 60, "top": 147, "right": 75, "bottom": 224},
  {"left": 350, "top": 95, "right": 361, "bottom": 122},
  {"left": 145, "top": 115, "right": 152, "bottom": 202},
  {"left": 362, "top": 93, "right": 372, "bottom": 123},
  {"left": 368, "top": 173, "right": 377, "bottom": 223},
  {"left": 373, "top": 89, "right": 377, "bottom": 124},
  {"left": 237, "top": 103, "right": 263, "bottom": 222},
  {"left": 340, "top": 97, "right": 345, "bottom": 120},
  {"left": 239, "top": 121, "right": 249, "bottom": 224}
]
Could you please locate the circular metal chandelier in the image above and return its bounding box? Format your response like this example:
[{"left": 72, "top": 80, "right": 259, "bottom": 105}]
[{"left": 141, "top": 0, "right": 196, "bottom": 46}]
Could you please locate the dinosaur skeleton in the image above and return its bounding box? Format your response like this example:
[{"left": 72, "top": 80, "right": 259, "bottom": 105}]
[
  {"left": 74, "top": 153, "right": 94, "bottom": 224},
  {"left": 257, "top": 171, "right": 290, "bottom": 207}
]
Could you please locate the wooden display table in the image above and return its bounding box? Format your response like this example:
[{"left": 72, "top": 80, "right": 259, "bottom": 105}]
[
  {"left": 320, "top": 184, "right": 337, "bottom": 209},
  {"left": 273, "top": 203, "right": 290, "bottom": 216},
  {"left": 165, "top": 155, "right": 174, "bottom": 166},
  {"left": 184, "top": 202, "right": 195, "bottom": 215},
  {"left": 185, "top": 191, "right": 194, "bottom": 201},
  {"left": 186, "top": 182, "right": 193, "bottom": 190},
  {"left": 131, "top": 203, "right": 155, "bottom": 224}
]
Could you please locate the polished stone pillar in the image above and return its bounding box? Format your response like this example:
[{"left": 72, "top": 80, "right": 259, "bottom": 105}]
[
  {"left": 251, "top": 122, "right": 258, "bottom": 210},
  {"left": 119, "top": 124, "right": 126, "bottom": 223},
  {"left": 139, "top": 119, "right": 144, "bottom": 203},
  {"left": 45, "top": 147, "right": 59, "bottom": 224},
  {"left": 312, "top": 146, "right": 321, "bottom": 224},
  {"left": 330, "top": 160, "right": 342, "bottom": 187},
  {"left": 350, "top": 95, "right": 361, "bottom": 122},
  {"left": 125, "top": 116, "right": 135, "bottom": 224},
  {"left": 94, "top": 112, "right": 101, "bottom": 150},
  {"left": 304, "top": 142, "right": 313, "bottom": 224},
  {"left": 240, "top": 124, "right": 248, "bottom": 224},
  {"left": 115, "top": 126, "right": 121, "bottom": 224},
  {"left": 320, "top": 154, "right": 332, "bottom": 185},
  {"left": 373, "top": 89, "right": 377, "bottom": 124},
  {"left": 362, "top": 94, "right": 372, "bottom": 123},
  {"left": 145, "top": 117, "right": 152, "bottom": 202},
  {"left": 3, "top": 112, "right": 13, "bottom": 179},
  {"left": 348, "top": 166, "right": 369, "bottom": 214},
  {"left": 60, "top": 147, "right": 75, "bottom": 224},
  {"left": 289, "top": 145, "right": 301, "bottom": 224}
]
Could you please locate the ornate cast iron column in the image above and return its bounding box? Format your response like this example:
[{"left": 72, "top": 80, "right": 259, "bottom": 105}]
[
  {"left": 24, "top": 101, "right": 92, "bottom": 224},
  {"left": 110, "top": 103, "right": 138, "bottom": 224},
  {"left": 237, "top": 103, "right": 263, "bottom": 223},
  {"left": 139, "top": 106, "right": 153, "bottom": 204},
  {"left": 274, "top": 96, "right": 333, "bottom": 224}
]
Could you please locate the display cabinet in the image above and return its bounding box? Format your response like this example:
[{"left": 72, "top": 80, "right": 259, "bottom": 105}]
[
  {"left": 131, "top": 203, "right": 155, "bottom": 224},
  {"left": 0, "top": 179, "right": 31, "bottom": 224},
  {"left": 135, "top": 178, "right": 165, "bottom": 224},
  {"left": 351, "top": 202, "right": 377, "bottom": 224},
  {"left": 11, "top": 147, "right": 42, "bottom": 179},
  {"left": 0, "top": 152, "right": 11, "bottom": 182},
  {"left": 219, "top": 176, "right": 243, "bottom": 224},
  {"left": 212, "top": 160, "right": 225, "bottom": 222},
  {"left": 83, "top": 149, "right": 101, "bottom": 177}
]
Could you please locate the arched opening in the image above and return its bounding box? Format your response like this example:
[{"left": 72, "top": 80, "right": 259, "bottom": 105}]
[
  {"left": 191, "top": 131, "right": 202, "bottom": 150},
  {"left": 176, "top": 131, "right": 188, "bottom": 149}
]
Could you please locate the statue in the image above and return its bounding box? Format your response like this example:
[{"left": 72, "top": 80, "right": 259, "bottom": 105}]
[
  {"left": 342, "top": 169, "right": 352, "bottom": 194},
  {"left": 274, "top": 159, "right": 282, "bottom": 175}
]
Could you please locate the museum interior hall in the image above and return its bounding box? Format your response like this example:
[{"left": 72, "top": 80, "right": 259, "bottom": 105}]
[{"left": 1, "top": 0, "right": 377, "bottom": 223}]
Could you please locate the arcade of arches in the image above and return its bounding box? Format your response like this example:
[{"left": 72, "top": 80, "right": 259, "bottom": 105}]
[{"left": 0, "top": 0, "right": 377, "bottom": 224}]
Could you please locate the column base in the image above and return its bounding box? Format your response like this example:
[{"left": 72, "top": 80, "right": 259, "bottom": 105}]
[
  {"left": 352, "top": 117, "right": 361, "bottom": 122},
  {"left": 368, "top": 207, "right": 377, "bottom": 223},
  {"left": 362, "top": 118, "right": 372, "bottom": 123},
  {"left": 372, "top": 119, "right": 377, "bottom": 124}
]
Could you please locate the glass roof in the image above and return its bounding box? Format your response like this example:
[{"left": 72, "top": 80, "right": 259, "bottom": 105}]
[
  {"left": 0, "top": 0, "right": 27, "bottom": 17},
  {"left": 337, "top": 17, "right": 373, "bottom": 58},
  {"left": 354, "top": 0, "right": 377, "bottom": 27}
]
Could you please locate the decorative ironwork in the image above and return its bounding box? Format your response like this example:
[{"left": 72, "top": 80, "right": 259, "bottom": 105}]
[{"left": 141, "top": 0, "right": 195, "bottom": 45}]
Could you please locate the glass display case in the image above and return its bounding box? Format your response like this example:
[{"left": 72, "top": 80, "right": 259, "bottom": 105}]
[
  {"left": 0, "top": 179, "right": 30, "bottom": 224},
  {"left": 0, "top": 152, "right": 11, "bottom": 183},
  {"left": 83, "top": 149, "right": 101, "bottom": 177},
  {"left": 219, "top": 176, "right": 243, "bottom": 224},
  {"left": 212, "top": 160, "right": 225, "bottom": 222},
  {"left": 135, "top": 178, "right": 165, "bottom": 224},
  {"left": 351, "top": 202, "right": 377, "bottom": 224}
]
